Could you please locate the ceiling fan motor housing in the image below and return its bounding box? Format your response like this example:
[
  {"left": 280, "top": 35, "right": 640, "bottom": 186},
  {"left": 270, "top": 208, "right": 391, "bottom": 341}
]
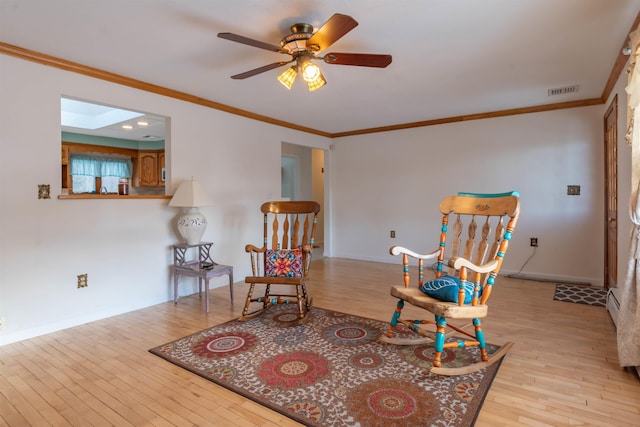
[{"left": 280, "top": 23, "right": 316, "bottom": 54}]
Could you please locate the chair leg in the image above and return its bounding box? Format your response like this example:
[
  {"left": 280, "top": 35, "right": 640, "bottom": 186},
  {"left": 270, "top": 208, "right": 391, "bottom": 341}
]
[
  {"left": 301, "top": 283, "right": 312, "bottom": 311},
  {"left": 264, "top": 284, "right": 271, "bottom": 303},
  {"left": 433, "top": 315, "right": 447, "bottom": 368},
  {"left": 243, "top": 284, "right": 270, "bottom": 316},
  {"left": 295, "top": 285, "right": 305, "bottom": 319},
  {"left": 379, "top": 300, "right": 439, "bottom": 345},
  {"left": 240, "top": 283, "right": 273, "bottom": 320},
  {"left": 241, "top": 283, "right": 256, "bottom": 317},
  {"left": 299, "top": 284, "right": 312, "bottom": 314},
  {"left": 473, "top": 318, "right": 489, "bottom": 362},
  {"left": 432, "top": 320, "right": 513, "bottom": 376},
  {"left": 433, "top": 317, "right": 489, "bottom": 368},
  {"left": 385, "top": 299, "right": 405, "bottom": 338}
]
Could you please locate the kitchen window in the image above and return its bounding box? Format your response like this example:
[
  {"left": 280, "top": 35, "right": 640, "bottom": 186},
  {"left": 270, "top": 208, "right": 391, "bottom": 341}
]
[{"left": 70, "top": 155, "right": 132, "bottom": 194}]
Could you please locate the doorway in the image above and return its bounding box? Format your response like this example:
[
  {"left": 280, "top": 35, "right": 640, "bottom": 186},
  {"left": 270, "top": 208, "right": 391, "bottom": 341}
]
[
  {"left": 281, "top": 142, "right": 325, "bottom": 258},
  {"left": 281, "top": 156, "right": 297, "bottom": 201}
]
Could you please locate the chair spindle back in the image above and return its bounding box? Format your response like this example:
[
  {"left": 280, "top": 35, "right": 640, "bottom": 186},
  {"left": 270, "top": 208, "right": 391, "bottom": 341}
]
[
  {"left": 259, "top": 201, "right": 320, "bottom": 276},
  {"left": 435, "top": 192, "right": 520, "bottom": 304}
]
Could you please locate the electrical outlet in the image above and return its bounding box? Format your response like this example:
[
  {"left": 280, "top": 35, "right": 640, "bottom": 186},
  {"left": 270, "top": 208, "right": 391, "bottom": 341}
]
[
  {"left": 0, "top": 316, "right": 6, "bottom": 331},
  {"left": 390, "top": 230, "right": 396, "bottom": 238},
  {"left": 530, "top": 237, "right": 538, "bottom": 247},
  {"left": 567, "top": 185, "right": 580, "bottom": 196}
]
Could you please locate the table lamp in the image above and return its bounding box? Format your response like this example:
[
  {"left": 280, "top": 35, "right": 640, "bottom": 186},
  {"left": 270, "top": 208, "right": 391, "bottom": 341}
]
[{"left": 169, "top": 178, "right": 213, "bottom": 245}]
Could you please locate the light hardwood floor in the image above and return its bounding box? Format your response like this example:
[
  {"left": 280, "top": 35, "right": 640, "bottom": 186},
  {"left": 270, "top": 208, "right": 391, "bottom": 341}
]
[{"left": 1, "top": 258, "right": 639, "bottom": 427}]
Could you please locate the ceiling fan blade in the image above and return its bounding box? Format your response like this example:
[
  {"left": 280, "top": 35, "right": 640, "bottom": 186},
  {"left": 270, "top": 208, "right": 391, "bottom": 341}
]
[
  {"left": 323, "top": 53, "right": 392, "bottom": 68},
  {"left": 307, "top": 14, "right": 358, "bottom": 52},
  {"left": 217, "top": 32, "right": 282, "bottom": 52},
  {"left": 230, "top": 61, "right": 292, "bottom": 79}
]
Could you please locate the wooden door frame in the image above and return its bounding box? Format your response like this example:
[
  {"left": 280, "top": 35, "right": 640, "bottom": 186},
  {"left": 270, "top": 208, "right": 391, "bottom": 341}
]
[{"left": 604, "top": 95, "right": 618, "bottom": 289}]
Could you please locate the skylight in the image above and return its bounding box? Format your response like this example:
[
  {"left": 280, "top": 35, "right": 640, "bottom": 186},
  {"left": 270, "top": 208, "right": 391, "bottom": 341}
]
[{"left": 61, "top": 98, "right": 144, "bottom": 130}]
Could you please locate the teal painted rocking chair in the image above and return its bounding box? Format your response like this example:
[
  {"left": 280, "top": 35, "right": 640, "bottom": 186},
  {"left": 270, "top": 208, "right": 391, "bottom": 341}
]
[{"left": 380, "top": 191, "right": 520, "bottom": 375}]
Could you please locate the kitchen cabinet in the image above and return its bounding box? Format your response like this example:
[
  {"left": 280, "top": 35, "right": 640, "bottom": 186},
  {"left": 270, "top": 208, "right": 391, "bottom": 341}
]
[{"left": 137, "top": 150, "right": 164, "bottom": 187}]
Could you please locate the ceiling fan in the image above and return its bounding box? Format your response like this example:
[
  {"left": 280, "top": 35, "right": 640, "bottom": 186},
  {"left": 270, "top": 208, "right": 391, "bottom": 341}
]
[{"left": 217, "top": 13, "right": 392, "bottom": 91}]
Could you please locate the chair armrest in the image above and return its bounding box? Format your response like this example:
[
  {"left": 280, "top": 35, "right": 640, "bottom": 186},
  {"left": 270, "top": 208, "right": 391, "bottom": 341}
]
[
  {"left": 245, "top": 244, "right": 265, "bottom": 253},
  {"left": 448, "top": 256, "right": 499, "bottom": 274},
  {"left": 390, "top": 246, "right": 440, "bottom": 260}
]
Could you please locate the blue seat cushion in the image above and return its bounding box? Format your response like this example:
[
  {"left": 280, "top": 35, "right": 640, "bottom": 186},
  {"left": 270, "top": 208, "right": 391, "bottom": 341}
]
[{"left": 419, "top": 275, "right": 478, "bottom": 304}]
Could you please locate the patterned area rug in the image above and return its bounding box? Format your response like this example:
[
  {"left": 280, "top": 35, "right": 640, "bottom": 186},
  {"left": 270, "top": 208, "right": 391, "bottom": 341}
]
[
  {"left": 553, "top": 283, "right": 607, "bottom": 307},
  {"left": 150, "top": 305, "right": 503, "bottom": 427}
]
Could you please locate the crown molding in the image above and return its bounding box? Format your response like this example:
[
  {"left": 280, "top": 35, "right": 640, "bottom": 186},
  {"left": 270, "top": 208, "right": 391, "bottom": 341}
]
[{"left": 1, "top": 39, "right": 628, "bottom": 139}]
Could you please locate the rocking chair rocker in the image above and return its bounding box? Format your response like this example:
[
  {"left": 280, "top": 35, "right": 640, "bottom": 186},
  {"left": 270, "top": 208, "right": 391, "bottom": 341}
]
[
  {"left": 241, "top": 201, "right": 320, "bottom": 322},
  {"left": 380, "top": 191, "right": 520, "bottom": 375}
]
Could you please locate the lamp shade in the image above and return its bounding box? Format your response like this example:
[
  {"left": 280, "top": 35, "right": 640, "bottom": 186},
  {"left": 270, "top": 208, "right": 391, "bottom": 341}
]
[
  {"left": 169, "top": 178, "right": 213, "bottom": 245},
  {"left": 277, "top": 66, "right": 297, "bottom": 89},
  {"left": 169, "top": 178, "right": 213, "bottom": 208}
]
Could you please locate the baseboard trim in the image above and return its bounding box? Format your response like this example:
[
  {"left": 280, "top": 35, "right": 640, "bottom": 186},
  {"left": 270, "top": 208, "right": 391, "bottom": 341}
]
[{"left": 507, "top": 273, "right": 592, "bottom": 286}]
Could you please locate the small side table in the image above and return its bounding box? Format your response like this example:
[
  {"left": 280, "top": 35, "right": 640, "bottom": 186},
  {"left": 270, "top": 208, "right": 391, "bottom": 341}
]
[{"left": 172, "top": 242, "right": 234, "bottom": 312}]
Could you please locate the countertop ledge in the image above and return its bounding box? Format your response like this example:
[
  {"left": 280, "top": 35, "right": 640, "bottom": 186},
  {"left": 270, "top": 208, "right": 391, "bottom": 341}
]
[{"left": 58, "top": 194, "right": 171, "bottom": 200}]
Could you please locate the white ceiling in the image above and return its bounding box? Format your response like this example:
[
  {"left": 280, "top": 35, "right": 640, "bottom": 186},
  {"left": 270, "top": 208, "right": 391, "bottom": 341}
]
[{"left": 1, "top": 0, "right": 639, "bottom": 136}]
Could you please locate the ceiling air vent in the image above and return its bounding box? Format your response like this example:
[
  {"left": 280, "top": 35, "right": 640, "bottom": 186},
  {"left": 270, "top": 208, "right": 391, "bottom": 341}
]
[{"left": 548, "top": 85, "right": 580, "bottom": 96}]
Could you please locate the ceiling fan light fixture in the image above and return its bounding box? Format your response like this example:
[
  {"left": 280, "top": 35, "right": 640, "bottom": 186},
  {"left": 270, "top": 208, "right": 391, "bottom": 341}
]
[
  {"left": 277, "top": 66, "right": 297, "bottom": 89},
  {"left": 306, "top": 70, "right": 326, "bottom": 92},
  {"left": 301, "top": 62, "right": 321, "bottom": 82},
  {"left": 300, "top": 60, "right": 326, "bottom": 91}
]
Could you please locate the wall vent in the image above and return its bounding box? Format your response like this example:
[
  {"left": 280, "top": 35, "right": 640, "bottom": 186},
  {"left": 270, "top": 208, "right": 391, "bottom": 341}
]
[{"left": 548, "top": 85, "right": 580, "bottom": 96}]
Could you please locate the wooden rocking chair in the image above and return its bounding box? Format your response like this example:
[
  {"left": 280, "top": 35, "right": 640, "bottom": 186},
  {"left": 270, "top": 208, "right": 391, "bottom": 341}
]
[
  {"left": 242, "top": 201, "right": 321, "bottom": 322},
  {"left": 380, "top": 191, "right": 520, "bottom": 375}
]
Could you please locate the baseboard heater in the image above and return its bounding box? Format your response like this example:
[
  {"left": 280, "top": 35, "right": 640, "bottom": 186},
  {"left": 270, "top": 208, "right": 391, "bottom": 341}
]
[
  {"left": 607, "top": 288, "right": 621, "bottom": 327},
  {"left": 607, "top": 288, "right": 640, "bottom": 378}
]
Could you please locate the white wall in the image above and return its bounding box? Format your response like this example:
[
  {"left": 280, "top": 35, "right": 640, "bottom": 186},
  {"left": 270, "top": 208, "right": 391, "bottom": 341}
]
[
  {"left": 1, "top": 51, "right": 631, "bottom": 346},
  {"left": 331, "top": 106, "right": 606, "bottom": 285},
  {"left": 0, "top": 55, "right": 330, "bottom": 345}
]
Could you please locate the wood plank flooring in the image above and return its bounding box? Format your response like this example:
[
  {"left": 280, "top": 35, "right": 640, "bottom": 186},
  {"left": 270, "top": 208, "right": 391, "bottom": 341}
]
[{"left": 1, "top": 258, "right": 639, "bottom": 426}]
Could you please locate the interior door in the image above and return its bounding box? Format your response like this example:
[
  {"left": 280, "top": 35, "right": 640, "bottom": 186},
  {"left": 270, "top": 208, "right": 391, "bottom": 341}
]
[{"left": 604, "top": 95, "right": 618, "bottom": 289}]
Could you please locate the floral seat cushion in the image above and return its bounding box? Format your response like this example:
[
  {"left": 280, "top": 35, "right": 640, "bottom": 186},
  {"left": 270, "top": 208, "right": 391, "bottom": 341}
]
[{"left": 265, "top": 248, "right": 303, "bottom": 277}]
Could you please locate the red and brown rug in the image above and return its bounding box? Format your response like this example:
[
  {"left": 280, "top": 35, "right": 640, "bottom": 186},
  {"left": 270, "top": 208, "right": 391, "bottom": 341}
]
[{"left": 150, "top": 305, "right": 503, "bottom": 426}]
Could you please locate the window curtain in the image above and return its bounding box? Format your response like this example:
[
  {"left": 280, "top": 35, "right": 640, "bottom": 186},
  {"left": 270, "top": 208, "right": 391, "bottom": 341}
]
[
  {"left": 618, "top": 28, "right": 640, "bottom": 369},
  {"left": 70, "top": 155, "right": 132, "bottom": 178}
]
